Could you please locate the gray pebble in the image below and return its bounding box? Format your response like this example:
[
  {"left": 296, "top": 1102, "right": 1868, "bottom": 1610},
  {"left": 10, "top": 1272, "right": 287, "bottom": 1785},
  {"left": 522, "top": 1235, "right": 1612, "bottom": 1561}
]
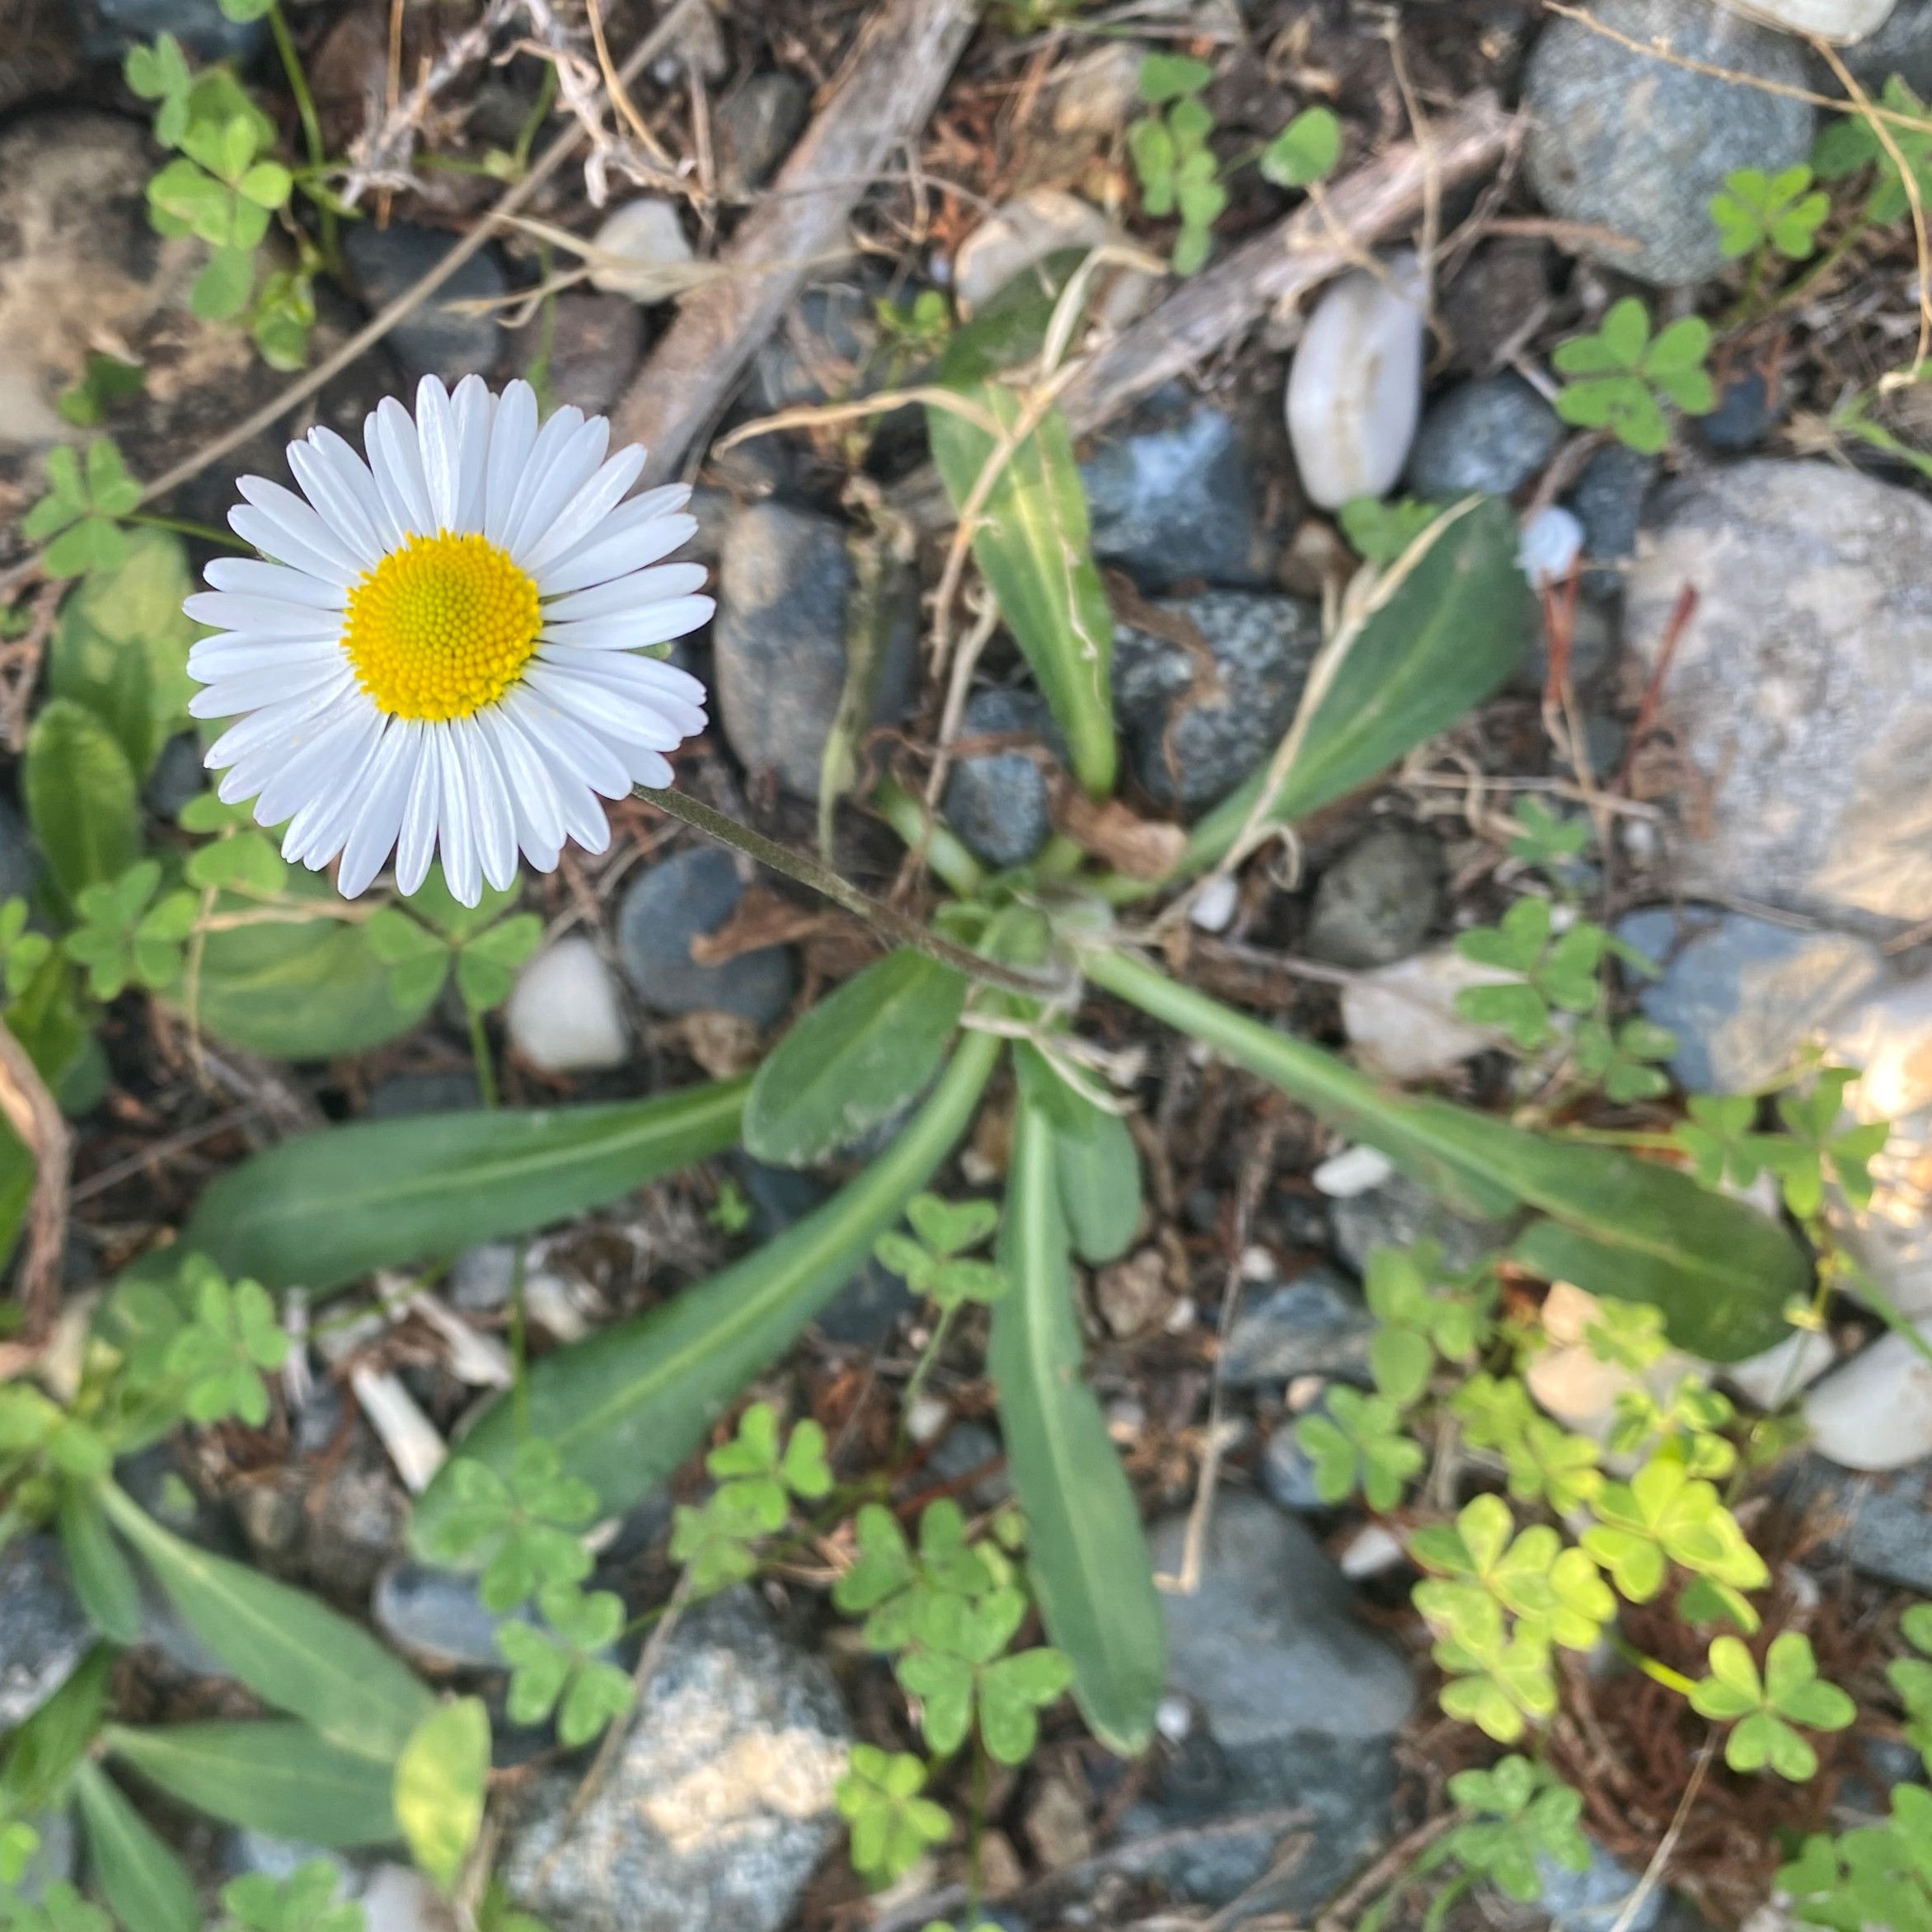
[
  {"left": 1569, "top": 442, "right": 1655, "bottom": 597},
  {"left": 1304, "top": 825, "right": 1444, "bottom": 968},
  {"left": 1220, "top": 1265, "right": 1376, "bottom": 1387},
  {"left": 941, "top": 687, "right": 1058, "bottom": 870},
  {"left": 1404, "top": 375, "right": 1561, "bottom": 502},
  {"left": 617, "top": 848, "right": 795, "bottom": 1028},
  {"left": 0, "top": 1538, "right": 89, "bottom": 1728},
  {"left": 344, "top": 223, "right": 507, "bottom": 382},
  {"left": 716, "top": 73, "right": 809, "bottom": 198}
]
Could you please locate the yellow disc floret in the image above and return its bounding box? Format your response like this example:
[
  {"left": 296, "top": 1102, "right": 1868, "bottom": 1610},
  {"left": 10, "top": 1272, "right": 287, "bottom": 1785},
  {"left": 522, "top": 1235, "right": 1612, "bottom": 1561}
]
[{"left": 343, "top": 532, "right": 542, "bottom": 721}]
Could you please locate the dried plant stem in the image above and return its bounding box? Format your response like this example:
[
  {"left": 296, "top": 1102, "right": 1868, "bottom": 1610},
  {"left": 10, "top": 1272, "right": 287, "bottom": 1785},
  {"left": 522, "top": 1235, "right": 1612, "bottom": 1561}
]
[{"left": 0, "top": 1021, "right": 73, "bottom": 1381}]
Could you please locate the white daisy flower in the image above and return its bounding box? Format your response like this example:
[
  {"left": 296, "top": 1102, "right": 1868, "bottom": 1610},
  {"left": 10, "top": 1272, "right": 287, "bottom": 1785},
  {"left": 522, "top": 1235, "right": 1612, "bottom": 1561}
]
[{"left": 185, "top": 374, "right": 713, "bottom": 907}]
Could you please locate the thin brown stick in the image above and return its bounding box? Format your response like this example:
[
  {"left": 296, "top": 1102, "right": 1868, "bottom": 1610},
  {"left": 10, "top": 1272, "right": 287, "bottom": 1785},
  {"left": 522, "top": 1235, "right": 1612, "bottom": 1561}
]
[
  {"left": 0, "top": 1021, "right": 73, "bottom": 1382},
  {"left": 1612, "top": 582, "right": 1699, "bottom": 795},
  {"left": 586, "top": 0, "right": 670, "bottom": 165},
  {"left": 1058, "top": 91, "right": 1512, "bottom": 441},
  {"left": 1314, "top": 1811, "right": 1460, "bottom": 1932}
]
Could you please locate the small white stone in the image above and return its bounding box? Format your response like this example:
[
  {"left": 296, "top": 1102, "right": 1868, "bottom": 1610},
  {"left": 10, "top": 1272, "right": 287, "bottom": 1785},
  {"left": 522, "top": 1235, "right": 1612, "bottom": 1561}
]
[
  {"left": 1339, "top": 1522, "right": 1407, "bottom": 1579},
  {"left": 1105, "top": 1395, "right": 1147, "bottom": 1443},
  {"left": 1189, "top": 872, "right": 1240, "bottom": 933},
  {"left": 359, "top": 1865, "right": 453, "bottom": 1932},
  {"left": 505, "top": 936, "right": 630, "bottom": 1074},
  {"left": 523, "top": 1268, "right": 593, "bottom": 1343},
  {"left": 1312, "top": 1144, "right": 1396, "bottom": 1198},
  {"left": 1049, "top": 41, "right": 1146, "bottom": 134},
  {"left": 1716, "top": 0, "right": 1897, "bottom": 40},
  {"left": 1518, "top": 504, "right": 1584, "bottom": 585},
  {"left": 905, "top": 1394, "right": 951, "bottom": 1444},
  {"left": 1525, "top": 1284, "right": 1705, "bottom": 1453},
  {"left": 589, "top": 198, "right": 695, "bottom": 302},
  {"left": 1285, "top": 252, "right": 1427, "bottom": 510},
  {"left": 1156, "top": 1694, "right": 1195, "bottom": 1743},
  {"left": 1240, "top": 1244, "right": 1277, "bottom": 1283},
  {"left": 1722, "top": 1329, "right": 1836, "bottom": 1410},
  {"left": 1803, "top": 1321, "right": 1932, "bottom": 1470},
  {"left": 953, "top": 187, "right": 1152, "bottom": 325},
  {"left": 1163, "top": 1295, "right": 1198, "bottom": 1334},
  {"left": 1339, "top": 944, "right": 1518, "bottom": 1081},
  {"left": 1285, "top": 1374, "right": 1327, "bottom": 1412}
]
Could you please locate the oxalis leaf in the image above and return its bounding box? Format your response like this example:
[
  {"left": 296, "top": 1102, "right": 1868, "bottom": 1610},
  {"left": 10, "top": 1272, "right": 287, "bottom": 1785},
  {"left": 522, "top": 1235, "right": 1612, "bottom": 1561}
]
[
  {"left": 100, "top": 1482, "right": 433, "bottom": 1760},
  {"left": 931, "top": 293, "right": 1116, "bottom": 797},
  {"left": 1086, "top": 950, "right": 1808, "bottom": 1361},
  {"left": 414, "top": 1032, "right": 1002, "bottom": 1530},
  {"left": 743, "top": 948, "right": 966, "bottom": 1166},
  {"left": 185, "top": 1078, "right": 748, "bottom": 1294},
  {"left": 992, "top": 1090, "right": 1165, "bottom": 1753},
  {"left": 1145, "top": 496, "right": 1530, "bottom": 896}
]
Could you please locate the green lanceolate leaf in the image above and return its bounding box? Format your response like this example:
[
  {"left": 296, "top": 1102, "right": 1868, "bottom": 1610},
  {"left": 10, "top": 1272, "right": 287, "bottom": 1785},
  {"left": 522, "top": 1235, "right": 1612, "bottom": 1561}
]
[
  {"left": 185, "top": 1078, "right": 748, "bottom": 1294},
  {"left": 57, "top": 1481, "right": 143, "bottom": 1644},
  {"left": 48, "top": 528, "right": 199, "bottom": 779},
  {"left": 1, "top": 1645, "right": 113, "bottom": 1812},
  {"left": 1170, "top": 497, "right": 1529, "bottom": 892},
  {"left": 188, "top": 872, "right": 441, "bottom": 1057},
  {"left": 1086, "top": 950, "right": 1807, "bottom": 1361},
  {"left": 990, "top": 1094, "right": 1165, "bottom": 1754},
  {"left": 931, "top": 321, "right": 1116, "bottom": 795},
  {"left": 414, "top": 1031, "right": 1002, "bottom": 1529},
  {"left": 393, "top": 1699, "right": 490, "bottom": 1891},
  {"left": 72, "top": 1761, "right": 201, "bottom": 1932},
  {"left": 1014, "top": 1044, "right": 1140, "bottom": 1264},
  {"left": 743, "top": 949, "right": 967, "bottom": 1165},
  {"left": 23, "top": 699, "right": 143, "bottom": 906},
  {"left": 106, "top": 1722, "right": 399, "bottom": 1845},
  {"left": 101, "top": 1484, "right": 433, "bottom": 1760}
]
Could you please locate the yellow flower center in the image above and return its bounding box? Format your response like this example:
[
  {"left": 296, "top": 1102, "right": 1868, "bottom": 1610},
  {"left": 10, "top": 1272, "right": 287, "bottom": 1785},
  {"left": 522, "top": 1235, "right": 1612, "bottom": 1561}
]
[{"left": 342, "top": 532, "right": 542, "bottom": 721}]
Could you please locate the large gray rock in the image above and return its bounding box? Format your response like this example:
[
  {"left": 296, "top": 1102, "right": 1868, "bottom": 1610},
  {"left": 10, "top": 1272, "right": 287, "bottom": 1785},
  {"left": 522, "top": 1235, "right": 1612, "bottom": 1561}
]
[
  {"left": 1151, "top": 1495, "right": 1414, "bottom": 1750},
  {"left": 617, "top": 847, "right": 795, "bottom": 1027},
  {"left": 0, "top": 1537, "right": 90, "bottom": 1728},
  {"left": 711, "top": 502, "right": 916, "bottom": 800},
  {"left": 1792, "top": 1451, "right": 1932, "bottom": 1595},
  {"left": 1114, "top": 593, "right": 1322, "bottom": 812},
  {"left": 1404, "top": 376, "right": 1561, "bottom": 503},
  {"left": 1616, "top": 907, "right": 1887, "bottom": 1095},
  {"left": 502, "top": 1591, "right": 851, "bottom": 1932},
  {"left": 1625, "top": 462, "right": 1932, "bottom": 931},
  {"left": 1082, "top": 394, "right": 1272, "bottom": 591},
  {"left": 1524, "top": 0, "right": 1813, "bottom": 286},
  {"left": 1305, "top": 825, "right": 1444, "bottom": 968},
  {"left": 1845, "top": 0, "right": 1932, "bottom": 94},
  {"left": 941, "top": 687, "right": 1058, "bottom": 870}
]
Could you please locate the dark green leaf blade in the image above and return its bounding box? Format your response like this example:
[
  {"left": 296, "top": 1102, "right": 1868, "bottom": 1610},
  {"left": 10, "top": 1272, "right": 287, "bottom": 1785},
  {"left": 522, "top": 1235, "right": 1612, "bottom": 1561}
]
[
  {"left": 415, "top": 1034, "right": 1001, "bottom": 1528},
  {"left": 101, "top": 1485, "right": 433, "bottom": 1760},
  {"left": 106, "top": 1722, "right": 400, "bottom": 1845},
  {"left": 1014, "top": 1044, "right": 1141, "bottom": 1264},
  {"left": 1087, "top": 950, "right": 1806, "bottom": 1360},
  {"left": 24, "top": 699, "right": 142, "bottom": 905},
  {"left": 1176, "top": 497, "right": 1530, "bottom": 886},
  {"left": 992, "top": 1095, "right": 1165, "bottom": 1754},
  {"left": 58, "top": 1482, "right": 143, "bottom": 1644},
  {"left": 743, "top": 950, "right": 966, "bottom": 1165},
  {"left": 185, "top": 1078, "right": 748, "bottom": 1293},
  {"left": 72, "top": 1760, "right": 201, "bottom": 1932}
]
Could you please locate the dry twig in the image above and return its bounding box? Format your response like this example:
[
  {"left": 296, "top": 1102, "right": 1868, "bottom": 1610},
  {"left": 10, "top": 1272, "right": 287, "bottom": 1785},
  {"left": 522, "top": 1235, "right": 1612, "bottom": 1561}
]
[{"left": 0, "top": 1022, "right": 73, "bottom": 1381}]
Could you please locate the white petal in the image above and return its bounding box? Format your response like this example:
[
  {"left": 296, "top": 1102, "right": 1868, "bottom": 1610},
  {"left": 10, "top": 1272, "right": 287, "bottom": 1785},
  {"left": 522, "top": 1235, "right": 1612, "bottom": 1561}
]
[
  {"left": 286, "top": 437, "right": 384, "bottom": 567},
  {"left": 518, "top": 444, "right": 646, "bottom": 575},
  {"left": 204, "top": 681, "right": 354, "bottom": 768},
  {"left": 483, "top": 381, "right": 540, "bottom": 546},
  {"left": 230, "top": 504, "right": 358, "bottom": 587},
  {"left": 477, "top": 706, "right": 565, "bottom": 872},
  {"left": 616, "top": 743, "right": 676, "bottom": 788},
  {"left": 190, "top": 659, "right": 350, "bottom": 718},
  {"left": 203, "top": 556, "right": 345, "bottom": 610},
  {"left": 538, "top": 598, "right": 715, "bottom": 651},
  {"left": 532, "top": 646, "right": 707, "bottom": 734},
  {"left": 185, "top": 592, "right": 345, "bottom": 637},
  {"left": 504, "top": 411, "right": 607, "bottom": 563},
  {"left": 189, "top": 639, "right": 346, "bottom": 680},
  {"left": 369, "top": 397, "right": 435, "bottom": 537},
  {"left": 503, "top": 683, "right": 631, "bottom": 800},
  {"left": 396, "top": 728, "right": 444, "bottom": 895},
  {"left": 536, "top": 504, "right": 697, "bottom": 596},
  {"left": 523, "top": 661, "right": 688, "bottom": 752},
  {"left": 307, "top": 425, "right": 405, "bottom": 551},
  {"left": 256, "top": 701, "right": 382, "bottom": 827},
  {"left": 237, "top": 476, "right": 368, "bottom": 580},
  {"left": 415, "top": 375, "right": 459, "bottom": 531},
  {"left": 455, "top": 715, "right": 518, "bottom": 892},
  {"left": 450, "top": 377, "right": 493, "bottom": 532},
  {"left": 539, "top": 562, "right": 710, "bottom": 622},
  {"left": 435, "top": 722, "right": 481, "bottom": 907},
  {"left": 339, "top": 720, "right": 422, "bottom": 898}
]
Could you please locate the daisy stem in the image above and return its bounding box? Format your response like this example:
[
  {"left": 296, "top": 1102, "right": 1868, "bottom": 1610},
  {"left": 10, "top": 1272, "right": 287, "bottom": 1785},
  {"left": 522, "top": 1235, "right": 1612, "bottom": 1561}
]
[
  {"left": 265, "top": 0, "right": 336, "bottom": 265},
  {"left": 468, "top": 1006, "right": 499, "bottom": 1109},
  {"left": 635, "top": 785, "right": 1069, "bottom": 1000},
  {"left": 124, "top": 512, "right": 249, "bottom": 551}
]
